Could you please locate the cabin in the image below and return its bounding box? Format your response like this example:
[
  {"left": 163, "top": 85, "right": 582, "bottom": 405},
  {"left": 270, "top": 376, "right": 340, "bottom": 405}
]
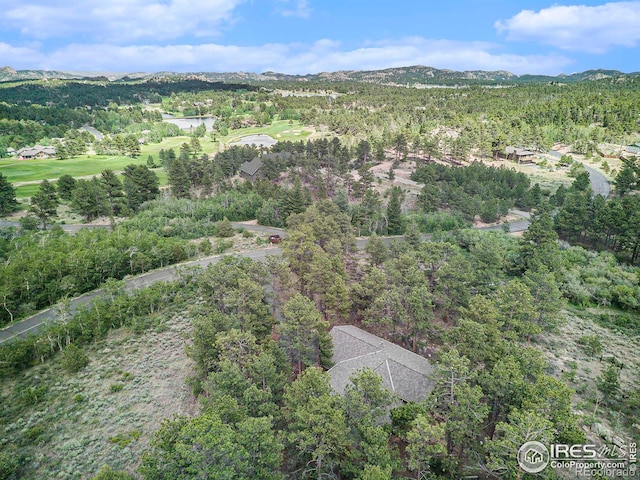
[
  {"left": 328, "top": 325, "right": 434, "bottom": 403},
  {"left": 505, "top": 146, "right": 535, "bottom": 163},
  {"left": 239, "top": 157, "right": 263, "bottom": 182},
  {"left": 16, "top": 145, "right": 56, "bottom": 160},
  {"left": 496, "top": 146, "right": 535, "bottom": 163}
]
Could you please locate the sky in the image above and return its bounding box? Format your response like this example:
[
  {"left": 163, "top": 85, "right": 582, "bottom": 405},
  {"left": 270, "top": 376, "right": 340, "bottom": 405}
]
[{"left": 1, "top": 0, "right": 639, "bottom": 76}]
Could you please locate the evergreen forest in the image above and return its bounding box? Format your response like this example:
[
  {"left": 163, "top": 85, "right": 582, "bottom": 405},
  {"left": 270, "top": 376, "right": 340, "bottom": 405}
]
[{"left": 0, "top": 72, "right": 639, "bottom": 480}]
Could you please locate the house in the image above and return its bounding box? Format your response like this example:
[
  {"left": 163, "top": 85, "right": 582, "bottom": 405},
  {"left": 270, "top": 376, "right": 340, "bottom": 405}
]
[
  {"left": 16, "top": 145, "right": 56, "bottom": 160},
  {"left": 328, "top": 325, "right": 434, "bottom": 403},
  {"left": 501, "top": 146, "right": 535, "bottom": 163},
  {"left": 625, "top": 143, "right": 640, "bottom": 155},
  {"left": 239, "top": 157, "right": 263, "bottom": 182},
  {"left": 5, "top": 147, "right": 16, "bottom": 157}
]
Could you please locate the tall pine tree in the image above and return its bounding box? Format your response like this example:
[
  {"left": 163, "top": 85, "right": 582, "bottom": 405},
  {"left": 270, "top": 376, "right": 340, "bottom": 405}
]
[
  {"left": 386, "top": 186, "right": 404, "bottom": 235},
  {"left": 0, "top": 173, "right": 18, "bottom": 215}
]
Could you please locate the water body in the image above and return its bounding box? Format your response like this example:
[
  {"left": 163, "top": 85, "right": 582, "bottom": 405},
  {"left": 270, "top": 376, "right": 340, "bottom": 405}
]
[{"left": 162, "top": 114, "right": 217, "bottom": 132}]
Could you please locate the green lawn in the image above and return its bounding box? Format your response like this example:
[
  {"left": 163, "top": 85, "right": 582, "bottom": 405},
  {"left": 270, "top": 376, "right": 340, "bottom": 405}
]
[
  {"left": 1, "top": 155, "right": 148, "bottom": 184},
  {"left": 1, "top": 120, "right": 313, "bottom": 198},
  {"left": 14, "top": 184, "right": 41, "bottom": 199}
]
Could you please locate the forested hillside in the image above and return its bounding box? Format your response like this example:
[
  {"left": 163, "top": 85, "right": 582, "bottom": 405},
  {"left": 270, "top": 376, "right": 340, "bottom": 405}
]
[{"left": 0, "top": 74, "right": 639, "bottom": 479}]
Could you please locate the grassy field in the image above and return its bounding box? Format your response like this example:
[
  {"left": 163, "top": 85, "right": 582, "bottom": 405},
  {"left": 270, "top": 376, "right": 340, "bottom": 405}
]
[
  {"left": 2, "top": 121, "right": 312, "bottom": 199},
  {"left": 1, "top": 155, "right": 149, "bottom": 185}
]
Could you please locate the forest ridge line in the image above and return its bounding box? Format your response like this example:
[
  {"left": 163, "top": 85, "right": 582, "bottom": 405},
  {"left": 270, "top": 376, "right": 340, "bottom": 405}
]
[{"left": 1, "top": 65, "right": 639, "bottom": 84}]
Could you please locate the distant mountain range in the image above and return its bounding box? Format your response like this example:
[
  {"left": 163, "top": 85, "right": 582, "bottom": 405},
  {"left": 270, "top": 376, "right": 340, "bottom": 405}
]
[{"left": 1, "top": 65, "right": 638, "bottom": 85}]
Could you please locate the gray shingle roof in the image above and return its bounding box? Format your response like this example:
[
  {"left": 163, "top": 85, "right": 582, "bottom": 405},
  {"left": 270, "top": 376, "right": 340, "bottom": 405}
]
[
  {"left": 505, "top": 146, "right": 534, "bottom": 156},
  {"left": 16, "top": 145, "right": 56, "bottom": 158},
  {"left": 328, "top": 325, "right": 434, "bottom": 403},
  {"left": 239, "top": 157, "right": 262, "bottom": 176}
]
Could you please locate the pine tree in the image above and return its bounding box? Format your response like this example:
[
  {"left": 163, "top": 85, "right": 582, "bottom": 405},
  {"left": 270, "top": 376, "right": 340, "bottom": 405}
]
[
  {"left": 72, "top": 178, "right": 108, "bottom": 222},
  {"left": 404, "top": 218, "right": 422, "bottom": 247},
  {"left": 386, "top": 186, "right": 404, "bottom": 235},
  {"left": 519, "top": 211, "right": 562, "bottom": 274},
  {"left": 122, "top": 164, "right": 160, "bottom": 211},
  {"left": 167, "top": 156, "right": 191, "bottom": 198},
  {"left": 279, "top": 293, "right": 329, "bottom": 373},
  {"left": 30, "top": 179, "right": 59, "bottom": 228},
  {"left": 100, "top": 169, "right": 125, "bottom": 223},
  {"left": 56, "top": 174, "right": 77, "bottom": 201},
  {"left": 0, "top": 173, "right": 18, "bottom": 215},
  {"left": 283, "top": 177, "right": 308, "bottom": 218}
]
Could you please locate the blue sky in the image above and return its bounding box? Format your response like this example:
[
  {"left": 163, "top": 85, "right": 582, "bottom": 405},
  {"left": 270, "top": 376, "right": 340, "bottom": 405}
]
[{"left": 1, "top": 0, "right": 639, "bottom": 75}]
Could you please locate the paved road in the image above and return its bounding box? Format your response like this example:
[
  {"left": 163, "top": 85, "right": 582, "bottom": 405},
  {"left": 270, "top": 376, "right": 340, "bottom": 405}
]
[
  {"left": 582, "top": 163, "right": 611, "bottom": 198},
  {"left": 0, "top": 246, "right": 284, "bottom": 344},
  {"left": 0, "top": 160, "right": 601, "bottom": 344},
  {"left": 0, "top": 220, "right": 284, "bottom": 235},
  {"left": 0, "top": 223, "right": 286, "bottom": 344},
  {"left": 0, "top": 217, "right": 534, "bottom": 344},
  {"left": 548, "top": 150, "right": 610, "bottom": 198}
]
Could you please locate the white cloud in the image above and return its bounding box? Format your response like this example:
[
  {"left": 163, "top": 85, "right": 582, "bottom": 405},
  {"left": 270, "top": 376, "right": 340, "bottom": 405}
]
[
  {"left": 280, "top": 0, "right": 311, "bottom": 18},
  {"left": 26, "top": 37, "right": 571, "bottom": 75},
  {"left": 0, "top": 42, "right": 45, "bottom": 69},
  {"left": 495, "top": 1, "right": 640, "bottom": 53},
  {"left": 2, "top": 0, "right": 244, "bottom": 42}
]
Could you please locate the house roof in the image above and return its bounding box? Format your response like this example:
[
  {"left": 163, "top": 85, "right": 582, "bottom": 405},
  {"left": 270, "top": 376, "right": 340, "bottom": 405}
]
[
  {"left": 626, "top": 145, "right": 640, "bottom": 154},
  {"left": 505, "top": 146, "right": 535, "bottom": 156},
  {"left": 239, "top": 157, "right": 262, "bottom": 176},
  {"left": 328, "top": 325, "right": 434, "bottom": 403},
  {"left": 16, "top": 145, "right": 56, "bottom": 157}
]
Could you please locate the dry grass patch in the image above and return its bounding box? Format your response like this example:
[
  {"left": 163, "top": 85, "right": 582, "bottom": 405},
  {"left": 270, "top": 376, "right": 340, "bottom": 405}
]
[
  {"left": 535, "top": 308, "right": 640, "bottom": 442},
  {"left": 2, "top": 312, "right": 197, "bottom": 479}
]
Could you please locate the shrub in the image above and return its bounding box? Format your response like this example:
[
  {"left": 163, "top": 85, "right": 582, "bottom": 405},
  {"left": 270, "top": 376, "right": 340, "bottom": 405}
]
[
  {"left": 215, "top": 217, "right": 235, "bottom": 238},
  {"left": 559, "top": 154, "right": 574, "bottom": 166},
  {"left": 577, "top": 335, "right": 603, "bottom": 357},
  {"left": 19, "top": 215, "right": 40, "bottom": 231},
  {"left": 0, "top": 445, "right": 25, "bottom": 479},
  {"left": 198, "top": 238, "right": 212, "bottom": 256},
  {"left": 20, "top": 385, "right": 47, "bottom": 406},
  {"left": 108, "top": 431, "right": 141, "bottom": 448},
  {"left": 23, "top": 425, "right": 46, "bottom": 444},
  {"left": 61, "top": 344, "right": 89, "bottom": 373},
  {"left": 109, "top": 383, "right": 125, "bottom": 393},
  {"left": 91, "top": 465, "right": 136, "bottom": 479},
  {"left": 214, "top": 239, "right": 233, "bottom": 254}
]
